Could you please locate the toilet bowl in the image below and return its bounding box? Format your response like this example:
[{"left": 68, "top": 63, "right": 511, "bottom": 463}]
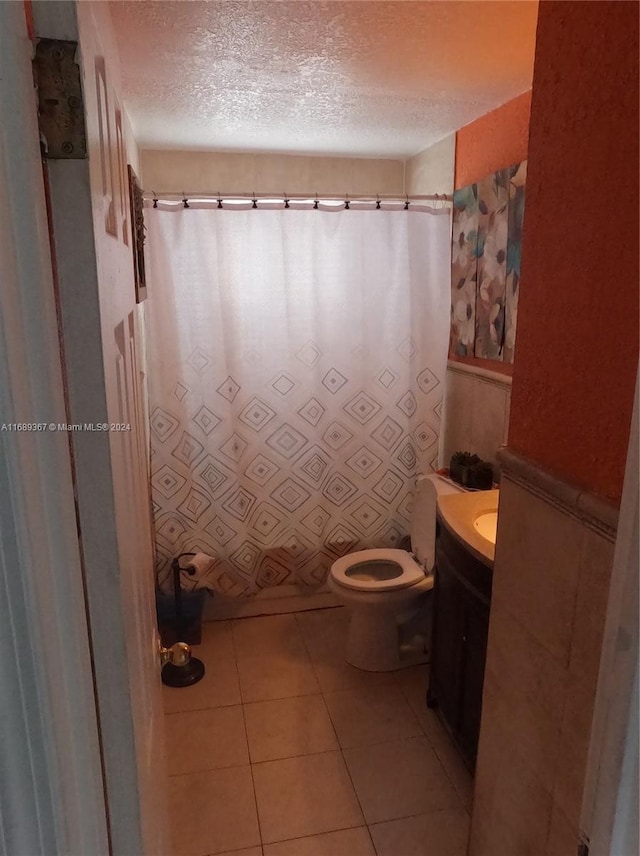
[{"left": 328, "top": 473, "right": 463, "bottom": 671}]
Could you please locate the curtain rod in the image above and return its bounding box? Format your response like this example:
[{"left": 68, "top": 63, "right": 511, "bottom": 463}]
[{"left": 143, "top": 190, "right": 452, "bottom": 203}]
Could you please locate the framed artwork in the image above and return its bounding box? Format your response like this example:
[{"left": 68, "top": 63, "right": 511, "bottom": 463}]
[
  {"left": 128, "top": 164, "right": 147, "bottom": 303},
  {"left": 450, "top": 160, "right": 526, "bottom": 364}
]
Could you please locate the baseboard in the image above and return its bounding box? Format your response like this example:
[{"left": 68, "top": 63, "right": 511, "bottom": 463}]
[{"left": 202, "top": 583, "right": 340, "bottom": 620}]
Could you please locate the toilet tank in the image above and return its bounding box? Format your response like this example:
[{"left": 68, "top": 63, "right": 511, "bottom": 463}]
[{"left": 410, "top": 474, "right": 464, "bottom": 572}]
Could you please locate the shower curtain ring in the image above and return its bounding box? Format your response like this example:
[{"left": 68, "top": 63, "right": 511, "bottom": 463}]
[
  {"left": 152, "top": 191, "right": 158, "bottom": 209},
  {"left": 345, "top": 194, "right": 350, "bottom": 210},
  {"left": 376, "top": 195, "right": 381, "bottom": 210},
  {"left": 313, "top": 194, "right": 319, "bottom": 210},
  {"left": 182, "top": 192, "right": 189, "bottom": 209},
  {"left": 252, "top": 192, "right": 258, "bottom": 209},
  {"left": 217, "top": 192, "right": 223, "bottom": 209},
  {"left": 284, "top": 192, "right": 290, "bottom": 209},
  {"left": 404, "top": 195, "right": 410, "bottom": 210}
]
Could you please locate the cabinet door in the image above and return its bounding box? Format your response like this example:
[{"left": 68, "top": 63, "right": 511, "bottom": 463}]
[
  {"left": 430, "top": 545, "right": 464, "bottom": 731},
  {"left": 458, "top": 592, "right": 490, "bottom": 769}
]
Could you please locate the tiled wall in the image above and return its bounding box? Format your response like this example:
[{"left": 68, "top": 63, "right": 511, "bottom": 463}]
[
  {"left": 441, "top": 363, "right": 511, "bottom": 469},
  {"left": 469, "top": 457, "right": 617, "bottom": 855}
]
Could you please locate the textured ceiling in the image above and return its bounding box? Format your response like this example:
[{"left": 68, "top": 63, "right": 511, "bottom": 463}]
[{"left": 110, "top": 1, "right": 538, "bottom": 158}]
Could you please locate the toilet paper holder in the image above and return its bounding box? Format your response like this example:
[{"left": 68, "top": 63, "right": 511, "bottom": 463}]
[{"left": 160, "top": 553, "right": 205, "bottom": 688}]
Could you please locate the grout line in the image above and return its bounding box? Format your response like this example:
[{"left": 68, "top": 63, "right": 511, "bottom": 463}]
[
  {"left": 250, "top": 746, "right": 343, "bottom": 768},
  {"left": 168, "top": 728, "right": 454, "bottom": 776},
  {"left": 429, "top": 741, "right": 475, "bottom": 812},
  {"left": 163, "top": 699, "right": 241, "bottom": 714},
  {"left": 203, "top": 845, "right": 264, "bottom": 856},
  {"left": 260, "top": 821, "right": 371, "bottom": 849},
  {"left": 244, "top": 711, "right": 265, "bottom": 849},
  {"left": 241, "top": 687, "right": 322, "bottom": 704},
  {"left": 202, "top": 844, "right": 265, "bottom": 854},
  {"left": 167, "top": 760, "right": 251, "bottom": 779},
  {"left": 334, "top": 718, "right": 376, "bottom": 851},
  {"left": 231, "top": 616, "right": 265, "bottom": 849},
  {"left": 367, "top": 804, "right": 473, "bottom": 830},
  {"left": 370, "top": 807, "right": 462, "bottom": 827},
  {"left": 294, "top": 609, "right": 325, "bottom": 690},
  {"left": 163, "top": 697, "right": 242, "bottom": 716},
  {"left": 173, "top": 610, "right": 469, "bottom": 850},
  {"left": 297, "top": 610, "right": 377, "bottom": 849},
  {"left": 417, "top": 711, "right": 474, "bottom": 811},
  {"left": 230, "top": 619, "right": 246, "bottom": 706},
  {"left": 365, "top": 822, "right": 379, "bottom": 854}
]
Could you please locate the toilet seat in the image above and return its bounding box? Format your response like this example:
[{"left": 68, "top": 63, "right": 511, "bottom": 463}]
[{"left": 330, "top": 548, "right": 425, "bottom": 592}]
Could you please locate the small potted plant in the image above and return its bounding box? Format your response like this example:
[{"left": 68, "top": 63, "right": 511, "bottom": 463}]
[
  {"left": 468, "top": 460, "right": 494, "bottom": 490},
  {"left": 449, "top": 451, "right": 479, "bottom": 486},
  {"left": 449, "top": 451, "right": 493, "bottom": 489}
]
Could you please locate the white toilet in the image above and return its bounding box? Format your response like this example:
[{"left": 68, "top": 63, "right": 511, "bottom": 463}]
[{"left": 328, "top": 473, "right": 463, "bottom": 671}]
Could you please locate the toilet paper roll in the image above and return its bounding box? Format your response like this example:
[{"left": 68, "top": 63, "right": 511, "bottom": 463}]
[
  {"left": 184, "top": 552, "right": 215, "bottom": 575},
  {"left": 179, "top": 551, "right": 254, "bottom": 598},
  {"left": 180, "top": 552, "right": 217, "bottom": 591}
]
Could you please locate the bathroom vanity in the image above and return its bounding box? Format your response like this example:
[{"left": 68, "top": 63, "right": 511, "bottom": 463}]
[{"left": 427, "top": 489, "right": 498, "bottom": 772}]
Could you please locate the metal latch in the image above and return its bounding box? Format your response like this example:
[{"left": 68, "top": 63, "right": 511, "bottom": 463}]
[{"left": 32, "top": 38, "right": 87, "bottom": 159}]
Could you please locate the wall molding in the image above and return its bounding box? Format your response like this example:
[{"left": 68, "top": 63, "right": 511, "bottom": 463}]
[
  {"left": 498, "top": 447, "right": 619, "bottom": 541},
  {"left": 447, "top": 359, "right": 512, "bottom": 389}
]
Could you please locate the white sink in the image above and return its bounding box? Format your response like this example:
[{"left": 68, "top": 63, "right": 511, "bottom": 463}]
[
  {"left": 473, "top": 510, "right": 498, "bottom": 545},
  {"left": 437, "top": 489, "right": 499, "bottom": 565}
]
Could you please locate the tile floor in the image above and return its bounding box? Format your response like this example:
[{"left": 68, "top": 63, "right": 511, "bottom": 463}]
[{"left": 164, "top": 606, "right": 473, "bottom": 856}]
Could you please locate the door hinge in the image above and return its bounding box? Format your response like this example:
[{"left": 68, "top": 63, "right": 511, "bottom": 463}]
[{"left": 32, "top": 38, "right": 87, "bottom": 159}]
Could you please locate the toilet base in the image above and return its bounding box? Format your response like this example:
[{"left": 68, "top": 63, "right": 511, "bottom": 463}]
[
  {"left": 327, "top": 573, "right": 433, "bottom": 672},
  {"left": 344, "top": 599, "right": 431, "bottom": 672}
]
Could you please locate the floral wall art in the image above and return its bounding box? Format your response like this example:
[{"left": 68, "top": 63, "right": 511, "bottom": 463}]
[{"left": 450, "top": 161, "right": 527, "bottom": 364}]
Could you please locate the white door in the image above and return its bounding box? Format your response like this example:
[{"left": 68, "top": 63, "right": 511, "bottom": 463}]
[
  {"left": 0, "top": 3, "right": 109, "bottom": 852},
  {"left": 30, "top": 1, "right": 168, "bottom": 852}
]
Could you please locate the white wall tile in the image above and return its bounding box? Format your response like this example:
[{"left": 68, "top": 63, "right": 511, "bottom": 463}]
[{"left": 442, "top": 368, "right": 510, "bottom": 468}]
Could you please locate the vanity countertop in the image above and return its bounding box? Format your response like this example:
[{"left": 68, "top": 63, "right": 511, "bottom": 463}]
[{"left": 437, "top": 489, "right": 500, "bottom": 566}]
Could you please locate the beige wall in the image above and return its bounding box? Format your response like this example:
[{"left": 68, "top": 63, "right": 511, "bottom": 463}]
[
  {"left": 405, "top": 136, "right": 462, "bottom": 471},
  {"left": 142, "top": 137, "right": 456, "bottom": 198},
  {"left": 140, "top": 150, "right": 404, "bottom": 196},
  {"left": 442, "top": 363, "right": 511, "bottom": 470},
  {"left": 405, "top": 134, "right": 456, "bottom": 196},
  {"left": 470, "top": 462, "right": 616, "bottom": 855}
]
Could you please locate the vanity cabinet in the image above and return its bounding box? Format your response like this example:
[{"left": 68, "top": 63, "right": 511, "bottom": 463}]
[{"left": 427, "top": 517, "right": 492, "bottom": 772}]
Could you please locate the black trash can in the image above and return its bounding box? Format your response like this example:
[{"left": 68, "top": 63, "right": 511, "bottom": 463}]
[{"left": 155, "top": 588, "right": 206, "bottom": 646}]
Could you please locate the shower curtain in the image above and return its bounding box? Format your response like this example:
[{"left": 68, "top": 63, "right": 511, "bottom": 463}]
[{"left": 144, "top": 205, "right": 451, "bottom": 594}]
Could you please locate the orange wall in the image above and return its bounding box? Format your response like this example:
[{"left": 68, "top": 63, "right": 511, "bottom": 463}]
[
  {"left": 508, "top": 1, "right": 639, "bottom": 503},
  {"left": 455, "top": 91, "right": 532, "bottom": 189}
]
